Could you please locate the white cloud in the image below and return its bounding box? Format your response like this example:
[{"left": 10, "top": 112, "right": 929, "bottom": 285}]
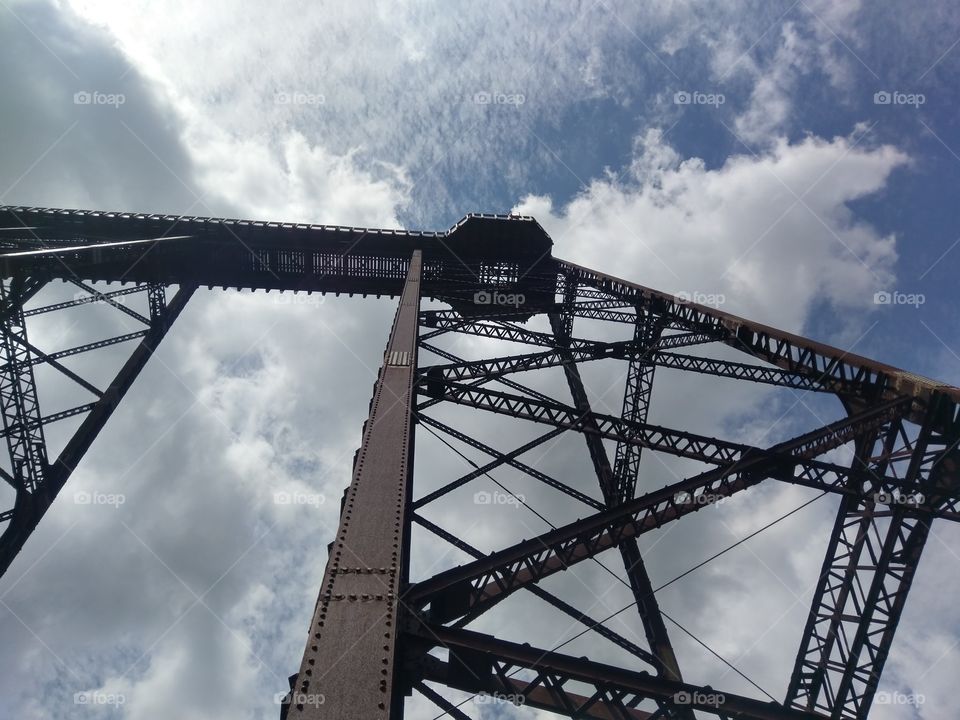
[{"left": 516, "top": 127, "right": 906, "bottom": 333}]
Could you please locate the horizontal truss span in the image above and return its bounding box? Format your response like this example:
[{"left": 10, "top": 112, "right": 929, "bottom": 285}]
[
  {"left": 406, "top": 400, "right": 912, "bottom": 621},
  {"left": 407, "top": 623, "right": 827, "bottom": 720},
  {"left": 421, "top": 380, "right": 950, "bottom": 511},
  {"left": 419, "top": 344, "right": 874, "bottom": 396},
  {"left": 561, "top": 259, "right": 960, "bottom": 421},
  {"left": 0, "top": 206, "right": 557, "bottom": 302}
]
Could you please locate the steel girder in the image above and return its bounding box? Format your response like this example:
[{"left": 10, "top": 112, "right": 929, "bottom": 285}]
[
  {"left": 283, "top": 251, "right": 423, "bottom": 720},
  {"left": 561, "top": 260, "right": 960, "bottom": 426},
  {"left": 0, "top": 276, "right": 49, "bottom": 502},
  {"left": 786, "top": 400, "right": 959, "bottom": 717},
  {"left": 419, "top": 343, "right": 867, "bottom": 397},
  {"left": 418, "top": 379, "right": 948, "bottom": 510},
  {"left": 612, "top": 306, "right": 664, "bottom": 503},
  {"left": 406, "top": 622, "right": 828, "bottom": 720}
]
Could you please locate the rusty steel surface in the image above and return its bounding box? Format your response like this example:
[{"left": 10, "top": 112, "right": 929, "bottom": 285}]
[{"left": 285, "top": 252, "right": 422, "bottom": 719}]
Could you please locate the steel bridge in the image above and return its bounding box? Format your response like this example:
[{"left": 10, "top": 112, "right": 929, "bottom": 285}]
[{"left": 0, "top": 205, "right": 957, "bottom": 719}]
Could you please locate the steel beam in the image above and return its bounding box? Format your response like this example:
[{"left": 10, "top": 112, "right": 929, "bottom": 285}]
[
  {"left": 787, "top": 399, "right": 957, "bottom": 718},
  {"left": 413, "top": 416, "right": 601, "bottom": 511},
  {"left": 0, "top": 276, "right": 49, "bottom": 501},
  {"left": 417, "top": 654, "right": 655, "bottom": 719},
  {"left": 422, "top": 380, "right": 928, "bottom": 502},
  {"left": 284, "top": 251, "right": 422, "bottom": 720},
  {"left": 419, "top": 345, "right": 860, "bottom": 396},
  {"left": 562, "top": 260, "right": 960, "bottom": 423},
  {"left": 613, "top": 308, "right": 664, "bottom": 503},
  {"left": 407, "top": 623, "right": 827, "bottom": 720}
]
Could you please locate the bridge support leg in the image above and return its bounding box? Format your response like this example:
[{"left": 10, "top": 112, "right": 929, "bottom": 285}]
[{"left": 285, "top": 251, "right": 422, "bottom": 719}]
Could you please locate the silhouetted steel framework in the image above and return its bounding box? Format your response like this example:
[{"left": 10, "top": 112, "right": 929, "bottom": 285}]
[{"left": 0, "top": 205, "right": 957, "bottom": 720}]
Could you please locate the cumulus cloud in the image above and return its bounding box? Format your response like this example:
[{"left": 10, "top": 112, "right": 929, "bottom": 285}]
[{"left": 516, "top": 127, "right": 907, "bottom": 332}]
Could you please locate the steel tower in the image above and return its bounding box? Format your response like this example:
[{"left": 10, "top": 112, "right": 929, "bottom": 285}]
[{"left": 0, "top": 205, "right": 956, "bottom": 719}]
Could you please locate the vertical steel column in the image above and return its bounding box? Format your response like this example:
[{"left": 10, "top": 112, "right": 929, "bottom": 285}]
[
  {"left": 0, "top": 276, "right": 48, "bottom": 497},
  {"left": 287, "top": 251, "right": 422, "bottom": 720},
  {"left": 613, "top": 307, "right": 662, "bottom": 503}
]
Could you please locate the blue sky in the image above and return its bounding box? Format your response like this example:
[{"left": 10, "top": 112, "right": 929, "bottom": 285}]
[{"left": 1, "top": 1, "right": 959, "bottom": 719}]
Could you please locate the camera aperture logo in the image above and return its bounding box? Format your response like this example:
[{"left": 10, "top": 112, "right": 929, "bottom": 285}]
[
  {"left": 874, "top": 90, "right": 925, "bottom": 107},
  {"left": 473, "top": 289, "right": 525, "bottom": 308},
  {"left": 474, "top": 490, "right": 524, "bottom": 508},
  {"left": 72, "top": 289, "right": 127, "bottom": 306},
  {"left": 74, "top": 91, "right": 125, "bottom": 108},
  {"left": 674, "top": 90, "right": 725, "bottom": 107},
  {"left": 873, "top": 290, "right": 924, "bottom": 307},
  {"left": 275, "top": 292, "right": 325, "bottom": 307}
]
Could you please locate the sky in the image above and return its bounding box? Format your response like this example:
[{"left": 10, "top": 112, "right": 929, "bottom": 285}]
[{"left": 0, "top": 0, "right": 959, "bottom": 718}]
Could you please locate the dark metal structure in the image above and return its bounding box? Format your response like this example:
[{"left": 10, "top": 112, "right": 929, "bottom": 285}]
[{"left": 0, "top": 204, "right": 957, "bottom": 719}]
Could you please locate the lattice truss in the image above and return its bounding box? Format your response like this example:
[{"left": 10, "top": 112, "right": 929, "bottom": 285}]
[
  {"left": 389, "top": 268, "right": 960, "bottom": 720},
  {"left": 0, "top": 206, "right": 957, "bottom": 720},
  {"left": 0, "top": 274, "right": 192, "bottom": 575}
]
